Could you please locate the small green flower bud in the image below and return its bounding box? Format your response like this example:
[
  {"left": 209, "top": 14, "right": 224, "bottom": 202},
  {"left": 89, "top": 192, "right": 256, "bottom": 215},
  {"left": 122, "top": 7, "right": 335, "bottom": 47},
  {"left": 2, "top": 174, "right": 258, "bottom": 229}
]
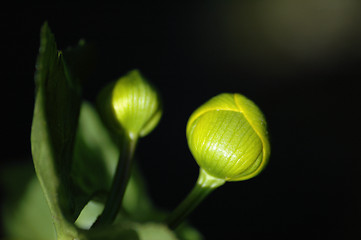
[
  {"left": 97, "top": 70, "right": 162, "bottom": 139},
  {"left": 186, "top": 93, "right": 270, "bottom": 181}
]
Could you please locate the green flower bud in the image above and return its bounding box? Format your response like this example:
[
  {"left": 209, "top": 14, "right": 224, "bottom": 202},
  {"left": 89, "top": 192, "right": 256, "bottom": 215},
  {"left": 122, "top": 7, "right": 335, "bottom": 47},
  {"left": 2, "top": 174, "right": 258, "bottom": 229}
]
[
  {"left": 97, "top": 70, "right": 162, "bottom": 140},
  {"left": 186, "top": 93, "right": 270, "bottom": 181}
]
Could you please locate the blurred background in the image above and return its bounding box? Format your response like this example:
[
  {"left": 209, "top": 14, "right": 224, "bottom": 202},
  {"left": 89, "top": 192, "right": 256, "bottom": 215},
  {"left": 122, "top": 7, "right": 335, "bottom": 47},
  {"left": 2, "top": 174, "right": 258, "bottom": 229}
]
[{"left": 1, "top": 2, "right": 361, "bottom": 239}]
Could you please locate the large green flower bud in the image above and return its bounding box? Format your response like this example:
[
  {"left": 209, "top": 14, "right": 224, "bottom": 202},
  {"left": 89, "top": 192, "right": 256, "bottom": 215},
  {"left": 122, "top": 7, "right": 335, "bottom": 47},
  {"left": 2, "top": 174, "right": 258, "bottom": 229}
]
[
  {"left": 186, "top": 93, "right": 270, "bottom": 181},
  {"left": 97, "top": 69, "right": 162, "bottom": 140}
]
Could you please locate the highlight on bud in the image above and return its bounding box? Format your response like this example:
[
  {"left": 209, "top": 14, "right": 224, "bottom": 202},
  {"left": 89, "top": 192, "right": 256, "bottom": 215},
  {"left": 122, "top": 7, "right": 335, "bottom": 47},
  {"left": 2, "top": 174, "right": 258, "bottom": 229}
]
[
  {"left": 97, "top": 69, "right": 162, "bottom": 139},
  {"left": 186, "top": 93, "right": 270, "bottom": 181}
]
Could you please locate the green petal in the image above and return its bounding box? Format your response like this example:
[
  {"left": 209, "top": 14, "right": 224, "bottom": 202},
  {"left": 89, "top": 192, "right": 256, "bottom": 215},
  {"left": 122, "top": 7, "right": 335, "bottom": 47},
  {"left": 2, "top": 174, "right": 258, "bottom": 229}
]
[
  {"left": 186, "top": 93, "right": 238, "bottom": 135},
  {"left": 233, "top": 93, "right": 270, "bottom": 180}
]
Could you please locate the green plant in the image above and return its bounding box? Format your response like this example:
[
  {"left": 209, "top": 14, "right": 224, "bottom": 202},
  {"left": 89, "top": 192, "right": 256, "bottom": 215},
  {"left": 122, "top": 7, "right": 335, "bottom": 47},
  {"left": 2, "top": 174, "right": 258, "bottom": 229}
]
[{"left": 1, "top": 23, "right": 270, "bottom": 240}]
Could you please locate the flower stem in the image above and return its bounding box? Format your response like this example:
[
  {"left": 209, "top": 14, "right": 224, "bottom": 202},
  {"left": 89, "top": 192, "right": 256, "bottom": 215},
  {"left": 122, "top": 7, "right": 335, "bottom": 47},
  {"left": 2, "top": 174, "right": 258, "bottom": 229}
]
[
  {"left": 92, "top": 133, "right": 138, "bottom": 228},
  {"left": 166, "top": 168, "right": 225, "bottom": 229}
]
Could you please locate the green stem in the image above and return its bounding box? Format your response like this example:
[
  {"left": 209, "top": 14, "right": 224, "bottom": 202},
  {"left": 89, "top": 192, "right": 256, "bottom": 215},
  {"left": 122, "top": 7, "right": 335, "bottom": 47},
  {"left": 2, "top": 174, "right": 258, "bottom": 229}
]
[
  {"left": 166, "top": 168, "right": 225, "bottom": 229},
  {"left": 92, "top": 133, "right": 138, "bottom": 228}
]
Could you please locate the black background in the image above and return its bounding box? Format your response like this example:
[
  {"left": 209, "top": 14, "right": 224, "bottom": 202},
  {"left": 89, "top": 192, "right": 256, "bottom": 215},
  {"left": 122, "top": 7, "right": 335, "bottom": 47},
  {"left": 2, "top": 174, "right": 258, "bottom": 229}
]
[{"left": 1, "top": 3, "right": 361, "bottom": 239}]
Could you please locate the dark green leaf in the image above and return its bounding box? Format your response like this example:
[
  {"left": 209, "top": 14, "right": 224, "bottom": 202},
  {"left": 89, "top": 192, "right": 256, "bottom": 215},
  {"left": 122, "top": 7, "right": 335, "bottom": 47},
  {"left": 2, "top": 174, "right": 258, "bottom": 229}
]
[{"left": 30, "top": 22, "right": 83, "bottom": 237}]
